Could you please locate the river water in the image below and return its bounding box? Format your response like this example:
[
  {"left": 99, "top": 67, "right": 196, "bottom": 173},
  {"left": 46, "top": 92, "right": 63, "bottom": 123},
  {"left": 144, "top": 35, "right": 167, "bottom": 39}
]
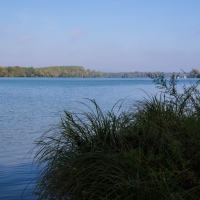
[{"left": 0, "top": 78, "right": 198, "bottom": 199}]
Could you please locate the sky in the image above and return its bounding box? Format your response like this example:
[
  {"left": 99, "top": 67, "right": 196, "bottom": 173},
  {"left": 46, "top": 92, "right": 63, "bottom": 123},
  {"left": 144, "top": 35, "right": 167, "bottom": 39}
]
[{"left": 0, "top": 0, "right": 200, "bottom": 72}]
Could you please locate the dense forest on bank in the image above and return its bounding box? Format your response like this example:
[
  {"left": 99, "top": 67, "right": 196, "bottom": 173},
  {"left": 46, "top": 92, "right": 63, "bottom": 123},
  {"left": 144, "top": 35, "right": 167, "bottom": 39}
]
[{"left": 0, "top": 66, "right": 198, "bottom": 78}]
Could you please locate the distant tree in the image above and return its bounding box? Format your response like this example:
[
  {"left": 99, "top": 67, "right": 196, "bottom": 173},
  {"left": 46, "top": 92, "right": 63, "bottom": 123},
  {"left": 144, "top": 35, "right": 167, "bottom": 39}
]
[
  {"left": 189, "top": 69, "right": 200, "bottom": 78},
  {"left": 0, "top": 67, "right": 8, "bottom": 77}
]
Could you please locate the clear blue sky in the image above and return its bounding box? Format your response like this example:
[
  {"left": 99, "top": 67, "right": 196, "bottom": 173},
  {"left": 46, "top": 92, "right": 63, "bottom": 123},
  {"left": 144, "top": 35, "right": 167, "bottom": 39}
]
[{"left": 0, "top": 0, "right": 200, "bottom": 72}]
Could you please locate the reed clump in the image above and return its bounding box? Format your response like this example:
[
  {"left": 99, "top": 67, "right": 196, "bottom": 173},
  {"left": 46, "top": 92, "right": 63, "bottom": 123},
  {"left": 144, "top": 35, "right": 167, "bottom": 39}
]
[{"left": 33, "top": 74, "right": 200, "bottom": 200}]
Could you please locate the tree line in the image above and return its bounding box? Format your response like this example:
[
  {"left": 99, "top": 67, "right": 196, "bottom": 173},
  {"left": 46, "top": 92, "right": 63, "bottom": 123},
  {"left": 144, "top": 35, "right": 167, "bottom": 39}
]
[
  {"left": 0, "top": 66, "right": 103, "bottom": 78},
  {"left": 0, "top": 66, "right": 198, "bottom": 78}
]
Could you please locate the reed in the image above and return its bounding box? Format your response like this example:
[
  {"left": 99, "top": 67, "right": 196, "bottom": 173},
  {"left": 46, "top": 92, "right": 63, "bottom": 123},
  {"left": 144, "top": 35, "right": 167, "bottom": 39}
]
[{"left": 33, "top": 74, "right": 200, "bottom": 199}]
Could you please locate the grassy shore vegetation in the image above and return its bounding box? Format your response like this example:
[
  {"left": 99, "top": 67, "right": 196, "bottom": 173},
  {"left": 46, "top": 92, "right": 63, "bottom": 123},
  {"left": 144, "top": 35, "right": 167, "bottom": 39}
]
[{"left": 33, "top": 74, "right": 200, "bottom": 200}]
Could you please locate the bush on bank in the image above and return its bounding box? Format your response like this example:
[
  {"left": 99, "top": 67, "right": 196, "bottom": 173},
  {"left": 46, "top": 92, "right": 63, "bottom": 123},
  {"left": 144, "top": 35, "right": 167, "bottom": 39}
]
[{"left": 33, "top": 74, "right": 200, "bottom": 200}]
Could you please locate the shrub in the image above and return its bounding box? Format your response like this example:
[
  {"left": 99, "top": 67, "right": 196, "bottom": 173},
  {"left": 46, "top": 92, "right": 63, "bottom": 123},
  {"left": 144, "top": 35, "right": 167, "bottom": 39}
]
[{"left": 33, "top": 74, "right": 200, "bottom": 199}]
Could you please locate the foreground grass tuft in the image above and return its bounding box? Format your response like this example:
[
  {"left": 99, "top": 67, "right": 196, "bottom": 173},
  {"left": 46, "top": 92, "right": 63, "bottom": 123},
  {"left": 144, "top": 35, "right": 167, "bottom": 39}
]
[{"left": 33, "top": 74, "right": 200, "bottom": 200}]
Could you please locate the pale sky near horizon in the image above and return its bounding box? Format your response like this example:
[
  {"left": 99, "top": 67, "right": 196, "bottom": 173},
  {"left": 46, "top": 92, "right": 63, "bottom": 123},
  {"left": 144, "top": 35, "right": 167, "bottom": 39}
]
[{"left": 0, "top": 0, "right": 200, "bottom": 72}]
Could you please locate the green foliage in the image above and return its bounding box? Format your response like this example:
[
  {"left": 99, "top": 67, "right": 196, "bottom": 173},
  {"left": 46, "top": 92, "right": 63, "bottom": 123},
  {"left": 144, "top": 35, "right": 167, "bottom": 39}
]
[
  {"left": 189, "top": 69, "right": 200, "bottom": 78},
  {"left": 0, "top": 66, "right": 190, "bottom": 78},
  {"left": 0, "top": 66, "right": 103, "bottom": 78},
  {"left": 32, "top": 74, "right": 200, "bottom": 199}
]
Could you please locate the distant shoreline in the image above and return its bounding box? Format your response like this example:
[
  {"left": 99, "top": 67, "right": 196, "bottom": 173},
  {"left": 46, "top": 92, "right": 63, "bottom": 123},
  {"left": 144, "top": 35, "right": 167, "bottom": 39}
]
[{"left": 0, "top": 66, "right": 189, "bottom": 78}]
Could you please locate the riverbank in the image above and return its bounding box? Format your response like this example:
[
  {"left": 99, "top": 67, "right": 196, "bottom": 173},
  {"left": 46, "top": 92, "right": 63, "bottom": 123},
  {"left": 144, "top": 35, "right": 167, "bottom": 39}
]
[{"left": 33, "top": 75, "right": 200, "bottom": 199}]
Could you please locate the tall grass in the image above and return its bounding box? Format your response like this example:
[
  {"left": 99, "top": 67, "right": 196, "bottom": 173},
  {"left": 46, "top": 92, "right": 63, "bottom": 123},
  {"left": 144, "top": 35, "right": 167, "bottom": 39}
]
[{"left": 32, "top": 74, "right": 200, "bottom": 199}]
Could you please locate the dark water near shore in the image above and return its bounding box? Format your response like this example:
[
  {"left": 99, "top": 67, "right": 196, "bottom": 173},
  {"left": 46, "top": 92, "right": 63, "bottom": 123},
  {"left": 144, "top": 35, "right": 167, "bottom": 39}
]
[{"left": 0, "top": 78, "right": 198, "bottom": 199}]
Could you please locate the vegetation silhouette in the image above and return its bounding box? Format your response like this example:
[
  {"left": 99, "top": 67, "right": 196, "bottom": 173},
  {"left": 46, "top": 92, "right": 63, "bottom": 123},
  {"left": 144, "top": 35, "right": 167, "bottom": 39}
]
[{"left": 32, "top": 73, "right": 200, "bottom": 199}]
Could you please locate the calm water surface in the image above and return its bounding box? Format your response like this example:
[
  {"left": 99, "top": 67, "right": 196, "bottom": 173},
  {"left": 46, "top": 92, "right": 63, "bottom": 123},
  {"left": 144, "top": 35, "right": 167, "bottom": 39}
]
[{"left": 0, "top": 78, "right": 198, "bottom": 199}]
